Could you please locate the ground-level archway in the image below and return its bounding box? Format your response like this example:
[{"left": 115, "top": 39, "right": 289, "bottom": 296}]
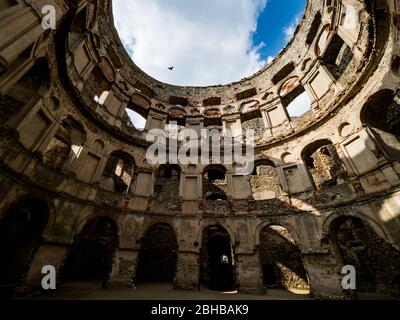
[
  {"left": 0, "top": 198, "right": 49, "bottom": 299},
  {"left": 62, "top": 216, "right": 118, "bottom": 287},
  {"left": 329, "top": 216, "right": 400, "bottom": 297},
  {"left": 135, "top": 224, "right": 178, "bottom": 284},
  {"left": 200, "top": 225, "right": 236, "bottom": 291},
  {"left": 258, "top": 225, "right": 309, "bottom": 291}
]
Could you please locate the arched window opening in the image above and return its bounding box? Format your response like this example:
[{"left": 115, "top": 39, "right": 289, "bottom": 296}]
[
  {"left": 203, "top": 165, "right": 228, "bottom": 200},
  {"left": 0, "top": 198, "right": 49, "bottom": 299},
  {"left": 302, "top": 140, "right": 346, "bottom": 190},
  {"left": 62, "top": 217, "right": 118, "bottom": 287},
  {"left": 125, "top": 108, "right": 147, "bottom": 131},
  {"left": 87, "top": 67, "right": 110, "bottom": 102},
  {"left": 330, "top": 217, "right": 400, "bottom": 297},
  {"left": 259, "top": 225, "right": 309, "bottom": 291},
  {"left": 135, "top": 224, "right": 178, "bottom": 285},
  {"left": 154, "top": 164, "right": 181, "bottom": 199},
  {"left": 200, "top": 226, "right": 236, "bottom": 291},
  {"left": 250, "top": 160, "right": 282, "bottom": 200},
  {"left": 361, "top": 90, "right": 400, "bottom": 160},
  {"left": 102, "top": 151, "right": 135, "bottom": 194}
]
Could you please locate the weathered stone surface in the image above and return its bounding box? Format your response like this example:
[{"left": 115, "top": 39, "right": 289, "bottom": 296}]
[{"left": 0, "top": 0, "right": 399, "bottom": 300}]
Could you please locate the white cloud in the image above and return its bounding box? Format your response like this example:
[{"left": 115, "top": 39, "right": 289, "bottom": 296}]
[
  {"left": 126, "top": 109, "right": 146, "bottom": 130},
  {"left": 283, "top": 12, "right": 302, "bottom": 42},
  {"left": 113, "top": 0, "right": 268, "bottom": 86},
  {"left": 286, "top": 91, "right": 311, "bottom": 118},
  {"left": 267, "top": 56, "right": 275, "bottom": 64}
]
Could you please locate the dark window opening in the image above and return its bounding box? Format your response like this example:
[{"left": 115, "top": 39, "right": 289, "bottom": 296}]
[
  {"left": 306, "top": 12, "right": 322, "bottom": 45},
  {"left": 204, "top": 117, "right": 222, "bottom": 127},
  {"left": 207, "top": 169, "right": 225, "bottom": 181},
  {"left": 272, "top": 63, "right": 295, "bottom": 85},
  {"left": 169, "top": 96, "right": 189, "bottom": 106},
  {"left": 157, "top": 164, "right": 180, "bottom": 179},
  {"left": 322, "top": 33, "right": 353, "bottom": 79},
  {"left": 203, "top": 166, "right": 228, "bottom": 200},
  {"left": 203, "top": 97, "right": 222, "bottom": 106},
  {"left": 235, "top": 88, "right": 257, "bottom": 101},
  {"left": 167, "top": 117, "right": 186, "bottom": 127}
]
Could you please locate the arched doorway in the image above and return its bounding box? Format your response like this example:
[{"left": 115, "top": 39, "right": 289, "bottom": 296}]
[
  {"left": 200, "top": 225, "right": 236, "bottom": 291},
  {"left": 62, "top": 217, "right": 118, "bottom": 287},
  {"left": 0, "top": 198, "right": 49, "bottom": 299},
  {"left": 258, "top": 225, "right": 309, "bottom": 291},
  {"left": 330, "top": 216, "right": 400, "bottom": 297},
  {"left": 135, "top": 224, "right": 178, "bottom": 284}
]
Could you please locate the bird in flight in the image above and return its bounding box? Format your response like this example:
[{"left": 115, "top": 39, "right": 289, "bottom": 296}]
[{"left": 168, "top": 66, "right": 174, "bottom": 71}]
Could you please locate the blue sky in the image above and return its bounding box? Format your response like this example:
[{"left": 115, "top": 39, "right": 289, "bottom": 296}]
[
  {"left": 113, "top": 0, "right": 306, "bottom": 86},
  {"left": 253, "top": 0, "right": 306, "bottom": 61}
]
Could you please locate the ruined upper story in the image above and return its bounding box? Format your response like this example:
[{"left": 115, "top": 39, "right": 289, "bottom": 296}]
[{"left": 0, "top": 0, "right": 399, "bottom": 216}]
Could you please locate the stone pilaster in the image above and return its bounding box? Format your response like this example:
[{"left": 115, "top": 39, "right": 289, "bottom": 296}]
[
  {"left": 106, "top": 249, "right": 138, "bottom": 288},
  {"left": 302, "top": 252, "right": 346, "bottom": 299},
  {"left": 15, "top": 243, "right": 68, "bottom": 295},
  {"left": 236, "top": 253, "right": 266, "bottom": 294},
  {"left": 174, "top": 251, "right": 200, "bottom": 290}
]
